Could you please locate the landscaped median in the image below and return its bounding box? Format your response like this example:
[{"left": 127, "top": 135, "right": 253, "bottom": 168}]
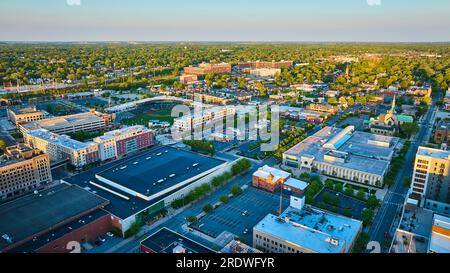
[{"left": 170, "top": 158, "right": 251, "bottom": 210}]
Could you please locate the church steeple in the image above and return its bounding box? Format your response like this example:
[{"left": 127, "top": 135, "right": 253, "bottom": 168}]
[{"left": 389, "top": 95, "right": 396, "bottom": 114}]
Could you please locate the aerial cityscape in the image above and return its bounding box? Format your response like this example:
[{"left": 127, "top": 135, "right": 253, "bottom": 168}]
[{"left": 0, "top": 0, "right": 449, "bottom": 267}]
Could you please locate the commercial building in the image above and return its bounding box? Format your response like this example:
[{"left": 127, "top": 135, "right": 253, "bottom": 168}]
[
  {"left": 19, "top": 110, "right": 113, "bottom": 134},
  {"left": 408, "top": 146, "right": 450, "bottom": 216},
  {"left": 23, "top": 129, "right": 100, "bottom": 169},
  {"left": 283, "top": 126, "right": 400, "bottom": 187},
  {"left": 7, "top": 106, "right": 45, "bottom": 127},
  {"left": 0, "top": 183, "right": 111, "bottom": 253},
  {"left": 391, "top": 202, "right": 450, "bottom": 253},
  {"left": 220, "top": 240, "right": 261, "bottom": 253},
  {"left": 63, "top": 146, "right": 229, "bottom": 235},
  {"left": 179, "top": 74, "right": 198, "bottom": 84},
  {"left": 0, "top": 145, "right": 52, "bottom": 200},
  {"left": 253, "top": 201, "right": 362, "bottom": 253},
  {"left": 140, "top": 227, "right": 215, "bottom": 253},
  {"left": 429, "top": 214, "right": 450, "bottom": 253},
  {"left": 250, "top": 68, "right": 281, "bottom": 78},
  {"left": 238, "top": 60, "right": 293, "bottom": 70},
  {"left": 184, "top": 62, "right": 231, "bottom": 75},
  {"left": 252, "top": 165, "right": 308, "bottom": 193},
  {"left": 93, "top": 126, "right": 154, "bottom": 161},
  {"left": 306, "top": 103, "right": 339, "bottom": 114}
]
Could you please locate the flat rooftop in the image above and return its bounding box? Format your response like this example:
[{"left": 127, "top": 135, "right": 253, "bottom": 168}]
[
  {"left": 392, "top": 206, "right": 434, "bottom": 253},
  {"left": 0, "top": 184, "right": 109, "bottom": 251},
  {"left": 96, "top": 146, "right": 226, "bottom": 201},
  {"left": 21, "top": 112, "right": 104, "bottom": 131},
  {"left": 284, "top": 126, "right": 399, "bottom": 176},
  {"left": 63, "top": 146, "right": 227, "bottom": 219},
  {"left": 9, "top": 209, "right": 109, "bottom": 253},
  {"left": 417, "top": 146, "right": 450, "bottom": 160},
  {"left": 254, "top": 206, "right": 362, "bottom": 253},
  {"left": 24, "top": 129, "right": 97, "bottom": 151},
  {"left": 141, "top": 227, "right": 215, "bottom": 253},
  {"left": 429, "top": 214, "right": 450, "bottom": 253}
]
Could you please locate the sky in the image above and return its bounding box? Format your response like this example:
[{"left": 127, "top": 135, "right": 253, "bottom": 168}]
[{"left": 0, "top": 0, "right": 449, "bottom": 42}]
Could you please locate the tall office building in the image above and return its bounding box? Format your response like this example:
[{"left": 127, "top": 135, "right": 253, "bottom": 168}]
[
  {"left": 408, "top": 146, "right": 450, "bottom": 216},
  {"left": 0, "top": 144, "right": 52, "bottom": 200}
]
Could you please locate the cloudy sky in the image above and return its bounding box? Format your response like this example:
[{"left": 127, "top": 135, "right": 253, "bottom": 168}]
[{"left": 1, "top": 0, "right": 449, "bottom": 42}]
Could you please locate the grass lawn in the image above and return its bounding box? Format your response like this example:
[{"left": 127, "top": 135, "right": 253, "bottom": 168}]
[{"left": 123, "top": 111, "right": 175, "bottom": 126}]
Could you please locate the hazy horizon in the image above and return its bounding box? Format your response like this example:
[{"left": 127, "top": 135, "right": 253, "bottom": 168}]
[{"left": 1, "top": 0, "right": 449, "bottom": 42}]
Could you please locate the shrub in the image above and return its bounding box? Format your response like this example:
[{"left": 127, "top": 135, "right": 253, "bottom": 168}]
[
  {"left": 187, "top": 215, "right": 197, "bottom": 223},
  {"left": 220, "top": 195, "right": 230, "bottom": 203},
  {"left": 203, "top": 204, "right": 214, "bottom": 213},
  {"left": 231, "top": 185, "right": 243, "bottom": 196}
]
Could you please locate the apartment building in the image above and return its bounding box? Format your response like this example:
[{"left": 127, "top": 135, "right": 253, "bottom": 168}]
[
  {"left": 193, "top": 93, "right": 234, "bottom": 105},
  {"left": 19, "top": 110, "right": 113, "bottom": 135},
  {"left": 172, "top": 106, "right": 236, "bottom": 133},
  {"left": 7, "top": 106, "right": 45, "bottom": 127},
  {"left": 183, "top": 62, "right": 231, "bottom": 75},
  {"left": 250, "top": 68, "right": 281, "bottom": 78},
  {"left": 0, "top": 145, "right": 52, "bottom": 200},
  {"left": 93, "top": 125, "right": 154, "bottom": 161},
  {"left": 434, "top": 122, "right": 450, "bottom": 146},
  {"left": 23, "top": 129, "right": 100, "bottom": 169},
  {"left": 408, "top": 146, "right": 450, "bottom": 216}
]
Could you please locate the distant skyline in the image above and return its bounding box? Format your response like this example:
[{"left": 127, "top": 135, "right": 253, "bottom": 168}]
[{"left": 0, "top": 0, "right": 449, "bottom": 42}]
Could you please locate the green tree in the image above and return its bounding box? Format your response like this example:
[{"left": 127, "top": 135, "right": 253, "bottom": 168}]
[
  {"left": 231, "top": 185, "right": 243, "bottom": 196},
  {"left": 220, "top": 195, "right": 230, "bottom": 203},
  {"left": 202, "top": 204, "right": 214, "bottom": 213},
  {"left": 361, "top": 209, "right": 374, "bottom": 226}
]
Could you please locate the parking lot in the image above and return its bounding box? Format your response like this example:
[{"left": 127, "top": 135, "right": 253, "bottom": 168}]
[
  {"left": 190, "top": 186, "right": 289, "bottom": 244},
  {"left": 314, "top": 188, "right": 367, "bottom": 220}
]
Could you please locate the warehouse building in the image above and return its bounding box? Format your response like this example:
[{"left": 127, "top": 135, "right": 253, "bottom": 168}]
[
  {"left": 0, "top": 184, "right": 111, "bottom": 253},
  {"left": 63, "top": 146, "right": 229, "bottom": 235}
]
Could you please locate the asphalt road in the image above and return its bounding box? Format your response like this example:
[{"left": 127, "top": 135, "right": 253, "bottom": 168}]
[{"left": 368, "top": 97, "right": 438, "bottom": 251}]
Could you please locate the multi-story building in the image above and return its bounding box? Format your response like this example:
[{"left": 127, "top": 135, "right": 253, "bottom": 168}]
[
  {"left": 252, "top": 165, "right": 308, "bottom": 193},
  {"left": 179, "top": 74, "right": 198, "bottom": 84},
  {"left": 93, "top": 126, "right": 154, "bottom": 161},
  {"left": 0, "top": 144, "right": 52, "bottom": 200},
  {"left": 193, "top": 93, "right": 234, "bottom": 105},
  {"left": 428, "top": 214, "right": 450, "bottom": 253},
  {"left": 7, "top": 106, "right": 45, "bottom": 127},
  {"left": 19, "top": 110, "right": 113, "bottom": 134},
  {"left": 434, "top": 122, "right": 450, "bottom": 146},
  {"left": 172, "top": 106, "right": 236, "bottom": 134},
  {"left": 282, "top": 126, "right": 400, "bottom": 187},
  {"left": 408, "top": 146, "right": 450, "bottom": 216},
  {"left": 23, "top": 129, "right": 100, "bottom": 169},
  {"left": 238, "top": 60, "right": 293, "bottom": 70},
  {"left": 250, "top": 68, "right": 281, "bottom": 78},
  {"left": 183, "top": 62, "right": 231, "bottom": 75},
  {"left": 253, "top": 199, "right": 362, "bottom": 253},
  {"left": 306, "top": 103, "right": 339, "bottom": 114}
]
